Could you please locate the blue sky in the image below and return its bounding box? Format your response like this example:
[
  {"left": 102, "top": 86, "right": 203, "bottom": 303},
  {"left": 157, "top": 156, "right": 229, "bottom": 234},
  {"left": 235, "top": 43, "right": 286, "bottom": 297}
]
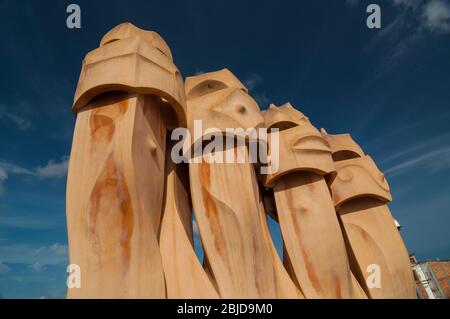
[{"left": 0, "top": 0, "right": 449, "bottom": 298}]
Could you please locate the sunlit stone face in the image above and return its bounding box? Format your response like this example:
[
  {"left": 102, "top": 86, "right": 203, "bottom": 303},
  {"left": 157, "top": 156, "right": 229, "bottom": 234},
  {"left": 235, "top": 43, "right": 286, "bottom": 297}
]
[
  {"left": 331, "top": 155, "right": 392, "bottom": 209},
  {"left": 262, "top": 104, "right": 335, "bottom": 187}
]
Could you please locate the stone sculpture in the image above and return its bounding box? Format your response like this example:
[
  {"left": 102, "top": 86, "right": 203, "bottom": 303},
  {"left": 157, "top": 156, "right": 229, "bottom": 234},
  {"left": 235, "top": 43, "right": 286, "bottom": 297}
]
[{"left": 66, "top": 23, "right": 416, "bottom": 299}]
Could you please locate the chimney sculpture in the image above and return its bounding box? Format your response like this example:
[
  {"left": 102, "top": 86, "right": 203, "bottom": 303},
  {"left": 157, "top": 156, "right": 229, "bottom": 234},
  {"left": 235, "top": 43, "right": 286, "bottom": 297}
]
[
  {"left": 260, "top": 104, "right": 366, "bottom": 298},
  {"left": 321, "top": 130, "right": 416, "bottom": 298},
  {"left": 185, "top": 69, "right": 302, "bottom": 298},
  {"left": 159, "top": 139, "right": 219, "bottom": 298},
  {"left": 66, "top": 23, "right": 417, "bottom": 299},
  {"left": 66, "top": 23, "right": 186, "bottom": 298}
]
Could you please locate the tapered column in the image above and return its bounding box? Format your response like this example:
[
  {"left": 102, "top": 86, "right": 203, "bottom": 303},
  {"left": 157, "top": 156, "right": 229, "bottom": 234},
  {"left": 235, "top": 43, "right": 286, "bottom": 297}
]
[
  {"left": 257, "top": 195, "right": 304, "bottom": 298},
  {"left": 66, "top": 23, "right": 186, "bottom": 298},
  {"left": 261, "top": 104, "right": 363, "bottom": 298},
  {"left": 186, "top": 69, "right": 302, "bottom": 298},
  {"left": 322, "top": 130, "right": 416, "bottom": 298},
  {"left": 159, "top": 140, "right": 219, "bottom": 298}
]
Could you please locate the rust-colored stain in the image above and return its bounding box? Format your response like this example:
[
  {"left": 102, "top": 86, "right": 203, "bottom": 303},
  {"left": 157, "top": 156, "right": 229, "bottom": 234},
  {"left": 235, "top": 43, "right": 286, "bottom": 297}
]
[
  {"left": 199, "top": 162, "right": 212, "bottom": 213},
  {"left": 286, "top": 181, "right": 310, "bottom": 217},
  {"left": 88, "top": 153, "right": 134, "bottom": 272},
  {"left": 285, "top": 187, "right": 306, "bottom": 235},
  {"left": 199, "top": 162, "right": 229, "bottom": 265},
  {"left": 88, "top": 155, "right": 117, "bottom": 237},
  {"left": 251, "top": 232, "right": 262, "bottom": 295},
  {"left": 283, "top": 184, "right": 323, "bottom": 296},
  {"left": 90, "top": 113, "right": 115, "bottom": 144},
  {"left": 89, "top": 98, "right": 128, "bottom": 147},
  {"left": 333, "top": 270, "right": 342, "bottom": 298},
  {"left": 118, "top": 99, "right": 129, "bottom": 115},
  {"left": 307, "top": 181, "right": 315, "bottom": 192},
  {"left": 299, "top": 239, "right": 323, "bottom": 296},
  {"left": 357, "top": 225, "right": 369, "bottom": 242},
  {"left": 116, "top": 163, "right": 133, "bottom": 271}
]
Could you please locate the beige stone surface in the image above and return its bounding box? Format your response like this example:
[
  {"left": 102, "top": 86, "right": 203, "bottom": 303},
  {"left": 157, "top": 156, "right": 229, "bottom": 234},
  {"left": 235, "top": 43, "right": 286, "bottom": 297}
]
[
  {"left": 66, "top": 93, "right": 167, "bottom": 298},
  {"left": 73, "top": 22, "right": 186, "bottom": 128},
  {"left": 159, "top": 141, "right": 219, "bottom": 298},
  {"left": 262, "top": 103, "right": 336, "bottom": 187},
  {"left": 67, "top": 23, "right": 186, "bottom": 298},
  {"left": 66, "top": 22, "right": 417, "bottom": 299},
  {"left": 322, "top": 130, "right": 417, "bottom": 298},
  {"left": 331, "top": 155, "right": 392, "bottom": 209},
  {"left": 187, "top": 69, "right": 302, "bottom": 298},
  {"left": 262, "top": 104, "right": 364, "bottom": 298}
]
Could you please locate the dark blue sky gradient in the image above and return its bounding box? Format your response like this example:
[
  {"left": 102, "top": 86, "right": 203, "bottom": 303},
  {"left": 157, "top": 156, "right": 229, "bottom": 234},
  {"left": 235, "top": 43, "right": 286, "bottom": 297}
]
[{"left": 0, "top": 0, "right": 449, "bottom": 298}]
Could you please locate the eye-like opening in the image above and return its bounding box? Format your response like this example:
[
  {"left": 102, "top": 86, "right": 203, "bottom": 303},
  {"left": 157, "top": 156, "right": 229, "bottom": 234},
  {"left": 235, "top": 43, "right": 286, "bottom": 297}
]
[
  {"left": 187, "top": 80, "right": 228, "bottom": 99},
  {"left": 332, "top": 150, "right": 361, "bottom": 162},
  {"left": 268, "top": 121, "right": 298, "bottom": 131},
  {"left": 102, "top": 38, "right": 120, "bottom": 46},
  {"left": 155, "top": 47, "right": 169, "bottom": 58},
  {"left": 101, "top": 38, "right": 170, "bottom": 58},
  {"left": 237, "top": 105, "right": 246, "bottom": 114}
]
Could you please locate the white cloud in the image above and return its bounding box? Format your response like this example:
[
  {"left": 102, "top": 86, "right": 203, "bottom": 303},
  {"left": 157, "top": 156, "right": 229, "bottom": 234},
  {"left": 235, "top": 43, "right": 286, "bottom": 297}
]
[
  {"left": 0, "top": 243, "right": 68, "bottom": 268},
  {"left": 0, "top": 168, "right": 7, "bottom": 195},
  {"left": 34, "top": 157, "right": 69, "bottom": 179},
  {"left": 0, "top": 162, "right": 34, "bottom": 175},
  {"left": 0, "top": 215, "right": 60, "bottom": 230},
  {"left": 0, "top": 156, "right": 68, "bottom": 195},
  {"left": 383, "top": 136, "right": 450, "bottom": 177},
  {"left": 29, "top": 262, "right": 44, "bottom": 272},
  {"left": 363, "top": 13, "right": 419, "bottom": 79},
  {"left": 349, "top": 0, "right": 422, "bottom": 9},
  {"left": 422, "top": 0, "right": 450, "bottom": 33},
  {"left": 4, "top": 113, "right": 31, "bottom": 130},
  {"left": 389, "top": 0, "right": 450, "bottom": 33},
  {"left": 364, "top": 0, "right": 450, "bottom": 79},
  {"left": 244, "top": 73, "right": 263, "bottom": 91},
  {"left": 364, "top": 14, "right": 407, "bottom": 52},
  {"left": 194, "top": 68, "right": 204, "bottom": 75},
  {"left": 367, "top": 112, "right": 450, "bottom": 149},
  {"left": 391, "top": 0, "right": 423, "bottom": 9},
  {"left": 380, "top": 132, "right": 450, "bottom": 164},
  {"left": 253, "top": 93, "right": 270, "bottom": 107},
  {"left": 50, "top": 243, "right": 67, "bottom": 256},
  {"left": 193, "top": 218, "right": 199, "bottom": 236},
  {"left": 0, "top": 105, "right": 31, "bottom": 130},
  {"left": 0, "top": 260, "right": 10, "bottom": 273}
]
